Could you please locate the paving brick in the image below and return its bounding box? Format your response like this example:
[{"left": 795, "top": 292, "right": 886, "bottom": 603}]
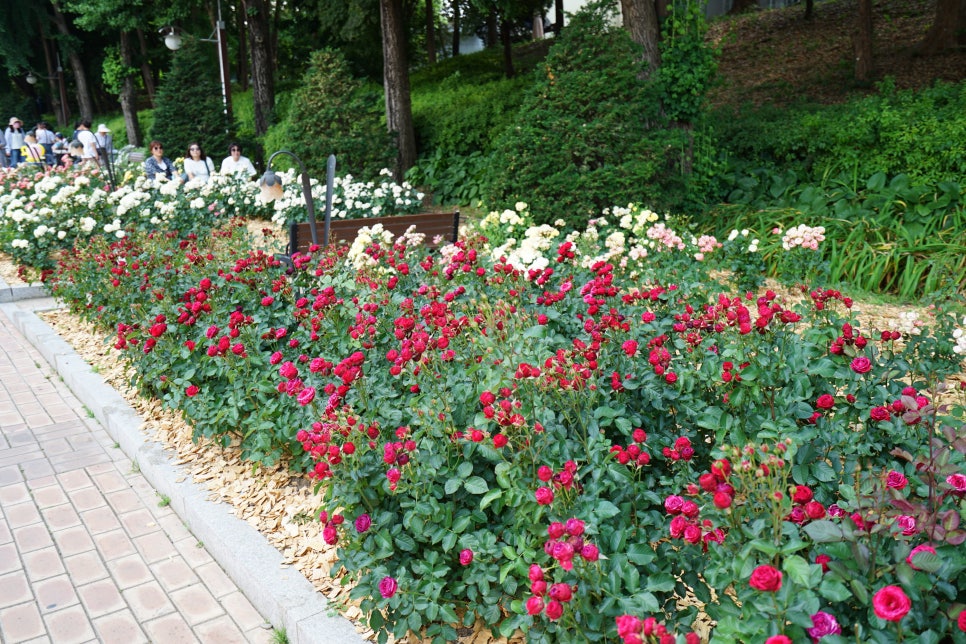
[
  {"left": 57, "top": 470, "right": 93, "bottom": 491},
  {"left": 194, "top": 560, "right": 236, "bottom": 599},
  {"left": 0, "top": 517, "right": 11, "bottom": 544},
  {"left": 0, "top": 481, "right": 30, "bottom": 504},
  {"left": 122, "top": 580, "right": 176, "bottom": 622},
  {"left": 194, "top": 614, "right": 251, "bottom": 644},
  {"left": 67, "top": 487, "right": 107, "bottom": 513},
  {"left": 92, "top": 529, "right": 136, "bottom": 562},
  {"left": 92, "top": 609, "right": 148, "bottom": 643},
  {"left": 106, "top": 553, "right": 153, "bottom": 589},
  {"left": 41, "top": 503, "right": 82, "bottom": 531},
  {"left": 22, "top": 546, "right": 66, "bottom": 582},
  {"left": 0, "top": 541, "right": 25, "bottom": 575},
  {"left": 152, "top": 556, "right": 198, "bottom": 593},
  {"left": 43, "top": 604, "right": 95, "bottom": 644},
  {"left": 18, "top": 458, "right": 55, "bottom": 481},
  {"left": 0, "top": 465, "right": 23, "bottom": 486},
  {"left": 80, "top": 506, "right": 121, "bottom": 535},
  {"left": 32, "top": 484, "right": 69, "bottom": 510},
  {"left": 93, "top": 471, "right": 132, "bottom": 495},
  {"left": 13, "top": 523, "right": 54, "bottom": 554},
  {"left": 132, "top": 531, "right": 176, "bottom": 565},
  {"left": 51, "top": 525, "right": 96, "bottom": 557},
  {"left": 219, "top": 590, "right": 270, "bottom": 632},
  {"left": 118, "top": 507, "right": 161, "bottom": 538},
  {"left": 0, "top": 570, "right": 32, "bottom": 608},
  {"left": 77, "top": 578, "right": 127, "bottom": 618},
  {"left": 33, "top": 574, "right": 79, "bottom": 613},
  {"left": 63, "top": 550, "right": 109, "bottom": 586},
  {"left": 6, "top": 500, "right": 42, "bottom": 528},
  {"left": 172, "top": 536, "right": 212, "bottom": 568},
  {"left": 0, "top": 601, "right": 45, "bottom": 641},
  {"left": 143, "top": 612, "right": 199, "bottom": 644}
]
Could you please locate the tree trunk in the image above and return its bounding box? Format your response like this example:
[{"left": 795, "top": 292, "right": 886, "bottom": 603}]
[
  {"left": 50, "top": 0, "right": 94, "bottom": 120},
  {"left": 380, "top": 0, "right": 416, "bottom": 179},
  {"left": 486, "top": 10, "right": 498, "bottom": 47},
  {"left": 500, "top": 17, "right": 515, "bottom": 78},
  {"left": 554, "top": 0, "right": 564, "bottom": 34},
  {"left": 135, "top": 29, "right": 156, "bottom": 107},
  {"left": 916, "top": 0, "right": 966, "bottom": 54},
  {"left": 118, "top": 31, "right": 142, "bottom": 146},
  {"left": 620, "top": 0, "right": 661, "bottom": 77},
  {"left": 425, "top": 0, "right": 437, "bottom": 64},
  {"left": 237, "top": 1, "right": 249, "bottom": 91},
  {"left": 451, "top": 0, "right": 461, "bottom": 55},
  {"left": 243, "top": 0, "right": 275, "bottom": 135},
  {"left": 854, "top": 0, "right": 874, "bottom": 83},
  {"left": 804, "top": 0, "right": 814, "bottom": 20}
]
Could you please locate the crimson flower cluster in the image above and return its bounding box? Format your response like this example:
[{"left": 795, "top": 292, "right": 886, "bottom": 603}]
[
  {"left": 665, "top": 459, "right": 732, "bottom": 548},
  {"left": 785, "top": 484, "right": 827, "bottom": 525},
  {"left": 525, "top": 518, "right": 598, "bottom": 622},
  {"left": 534, "top": 460, "right": 579, "bottom": 506},
  {"left": 615, "top": 614, "right": 700, "bottom": 644},
  {"left": 609, "top": 428, "right": 651, "bottom": 469}
]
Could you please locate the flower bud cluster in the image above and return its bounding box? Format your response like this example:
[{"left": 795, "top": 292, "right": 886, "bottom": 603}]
[
  {"left": 615, "top": 614, "right": 700, "bottom": 644},
  {"left": 610, "top": 428, "right": 651, "bottom": 469}
]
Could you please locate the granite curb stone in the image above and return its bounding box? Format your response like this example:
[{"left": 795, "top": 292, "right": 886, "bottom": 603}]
[{"left": 1, "top": 295, "right": 367, "bottom": 644}]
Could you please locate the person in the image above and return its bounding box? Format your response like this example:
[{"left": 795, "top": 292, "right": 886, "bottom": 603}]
[
  {"left": 35, "top": 121, "right": 57, "bottom": 167},
  {"left": 220, "top": 143, "right": 256, "bottom": 179},
  {"left": 95, "top": 123, "right": 114, "bottom": 166},
  {"left": 5, "top": 117, "right": 26, "bottom": 167},
  {"left": 74, "top": 120, "right": 98, "bottom": 165},
  {"left": 144, "top": 141, "right": 176, "bottom": 181},
  {"left": 67, "top": 140, "right": 84, "bottom": 166},
  {"left": 20, "top": 132, "right": 46, "bottom": 170},
  {"left": 183, "top": 142, "right": 214, "bottom": 182},
  {"left": 52, "top": 132, "right": 69, "bottom": 166}
]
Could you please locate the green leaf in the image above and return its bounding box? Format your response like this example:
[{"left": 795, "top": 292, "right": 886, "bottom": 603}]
[
  {"left": 818, "top": 579, "right": 852, "bottom": 602},
  {"left": 594, "top": 500, "right": 620, "bottom": 520},
  {"left": 444, "top": 477, "right": 461, "bottom": 495},
  {"left": 395, "top": 533, "right": 416, "bottom": 552},
  {"left": 803, "top": 520, "right": 844, "bottom": 543},
  {"left": 456, "top": 462, "right": 473, "bottom": 478},
  {"left": 463, "top": 476, "right": 489, "bottom": 495},
  {"left": 782, "top": 554, "right": 812, "bottom": 587},
  {"left": 645, "top": 573, "right": 676, "bottom": 592},
  {"left": 627, "top": 542, "right": 655, "bottom": 565},
  {"left": 479, "top": 488, "right": 503, "bottom": 510}
]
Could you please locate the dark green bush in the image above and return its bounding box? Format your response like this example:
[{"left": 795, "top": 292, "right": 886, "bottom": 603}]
[
  {"left": 715, "top": 79, "right": 966, "bottom": 186},
  {"left": 484, "top": 2, "right": 710, "bottom": 227},
  {"left": 272, "top": 49, "right": 394, "bottom": 179},
  {"left": 150, "top": 38, "right": 235, "bottom": 158}
]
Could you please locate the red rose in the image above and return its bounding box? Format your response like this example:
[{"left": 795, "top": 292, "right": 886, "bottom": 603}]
[
  {"left": 805, "top": 501, "right": 826, "bottom": 520},
  {"left": 792, "top": 485, "right": 813, "bottom": 505},
  {"left": 870, "top": 406, "right": 891, "bottom": 421},
  {"left": 713, "top": 491, "right": 733, "bottom": 509},
  {"left": 459, "top": 549, "right": 474, "bottom": 566},
  {"left": 815, "top": 553, "right": 831, "bottom": 573},
  {"left": 525, "top": 596, "right": 544, "bottom": 615},
  {"left": 765, "top": 637, "right": 792, "bottom": 644},
  {"left": 535, "top": 487, "right": 554, "bottom": 505},
  {"left": 872, "top": 585, "right": 911, "bottom": 622},
  {"left": 958, "top": 609, "right": 966, "bottom": 632},
  {"left": 545, "top": 599, "right": 564, "bottom": 621},
  {"left": 815, "top": 394, "right": 835, "bottom": 409},
  {"left": 850, "top": 356, "right": 872, "bottom": 374},
  {"left": 378, "top": 576, "right": 398, "bottom": 598},
  {"left": 749, "top": 565, "right": 783, "bottom": 592}
]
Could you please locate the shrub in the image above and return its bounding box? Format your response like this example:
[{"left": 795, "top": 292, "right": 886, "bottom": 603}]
[
  {"left": 484, "top": 2, "right": 698, "bottom": 228},
  {"left": 150, "top": 37, "right": 235, "bottom": 159},
  {"left": 274, "top": 49, "right": 394, "bottom": 179}
]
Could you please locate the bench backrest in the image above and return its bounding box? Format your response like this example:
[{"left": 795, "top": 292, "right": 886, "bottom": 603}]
[{"left": 288, "top": 211, "right": 460, "bottom": 255}]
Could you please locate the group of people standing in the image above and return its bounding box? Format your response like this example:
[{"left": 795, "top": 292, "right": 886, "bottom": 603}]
[
  {"left": 2, "top": 116, "right": 113, "bottom": 170},
  {"left": 144, "top": 141, "right": 256, "bottom": 183}
]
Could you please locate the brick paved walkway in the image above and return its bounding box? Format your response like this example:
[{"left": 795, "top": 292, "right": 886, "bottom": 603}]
[{"left": 0, "top": 303, "right": 274, "bottom": 644}]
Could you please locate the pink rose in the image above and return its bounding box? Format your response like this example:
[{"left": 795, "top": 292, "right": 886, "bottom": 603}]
[
  {"left": 525, "top": 596, "right": 544, "bottom": 615},
  {"left": 749, "top": 565, "right": 782, "bottom": 592},
  {"left": 947, "top": 473, "right": 966, "bottom": 492},
  {"left": 886, "top": 470, "right": 908, "bottom": 490},
  {"left": 850, "top": 356, "right": 872, "bottom": 374},
  {"left": 354, "top": 513, "right": 371, "bottom": 533},
  {"left": 459, "top": 549, "right": 474, "bottom": 566},
  {"left": 872, "top": 585, "right": 911, "bottom": 622},
  {"left": 765, "top": 637, "right": 792, "bottom": 644},
  {"left": 807, "top": 611, "right": 842, "bottom": 640},
  {"left": 664, "top": 495, "right": 684, "bottom": 515},
  {"left": 545, "top": 599, "right": 563, "bottom": 621},
  {"left": 896, "top": 515, "right": 917, "bottom": 536},
  {"left": 185, "top": 384, "right": 199, "bottom": 397},
  {"left": 378, "top": 576, "right": 398, "bottom": 598}
]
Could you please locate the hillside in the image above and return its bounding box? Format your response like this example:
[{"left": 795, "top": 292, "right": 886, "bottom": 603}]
[{"left": 707, "top": 0, "right": 966, "bottom": 108}]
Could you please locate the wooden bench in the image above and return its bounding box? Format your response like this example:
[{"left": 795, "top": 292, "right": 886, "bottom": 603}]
[{"left": 287, "top": 211, "right": 460, "bottom": 255}]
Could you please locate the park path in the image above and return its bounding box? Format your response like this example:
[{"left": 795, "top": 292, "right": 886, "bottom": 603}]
[{"left": 0, "top": 297, "right": 275, "bottom": 644}]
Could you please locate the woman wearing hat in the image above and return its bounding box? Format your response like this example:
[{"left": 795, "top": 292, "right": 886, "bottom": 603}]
[
  {"left": 5, "top": 117, "right": 25, "bottom": 167},
  {"left": 95, "top": 124, "right": 113, "bottom": 154}
]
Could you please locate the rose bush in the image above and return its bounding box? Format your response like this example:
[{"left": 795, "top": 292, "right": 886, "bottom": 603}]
[{"left": 26, "top": 170, "right": 966, "bottom": 642}]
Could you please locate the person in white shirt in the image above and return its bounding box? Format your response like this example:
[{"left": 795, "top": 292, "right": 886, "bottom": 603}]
[
  {"left": 74, "top": 120, "right": 98, "bottom": 165},
  {"left": 220, "top": 143, "right": 256, "bottom": 179},
  {"left": 183, "top": 142, "right": 215, "bottom": 182},
  {"left": 95, "top": 124, "right": 113, "bottom": 161},
  {"left": 34, "top": 121, "right": 57, "bottom": 166}
]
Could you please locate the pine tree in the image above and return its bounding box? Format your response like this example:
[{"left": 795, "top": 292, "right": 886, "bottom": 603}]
[{"left": 150, "top": 38, "right": 235, "bottom": 160}]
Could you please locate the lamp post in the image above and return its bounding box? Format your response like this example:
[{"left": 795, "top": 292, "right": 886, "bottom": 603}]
[
  {"left": 160, "top": 0, "right": 232, "bottom": 119},
  {"left": 259, "top": 151, "right": 336, "bottom": 247}
]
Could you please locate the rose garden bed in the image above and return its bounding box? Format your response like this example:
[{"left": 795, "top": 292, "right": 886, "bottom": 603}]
[{"left": 2, "top": 166, "right": 966, "bottom": 643}]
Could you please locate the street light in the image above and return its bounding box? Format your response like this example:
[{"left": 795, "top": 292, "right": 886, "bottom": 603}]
[
  {"left": 25, "top": 60, "right": 69, "bottom": 128},
  {"left": 159, "top": 0, "right": 232, "bottom": 119},
  {"left": 260, "top": 151, "right": 336, "bottom": 247}
]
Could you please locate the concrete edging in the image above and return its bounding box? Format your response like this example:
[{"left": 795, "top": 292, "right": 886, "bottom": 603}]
[{"left": 2, "top": 297, "right": 367, "bottom": 644}]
